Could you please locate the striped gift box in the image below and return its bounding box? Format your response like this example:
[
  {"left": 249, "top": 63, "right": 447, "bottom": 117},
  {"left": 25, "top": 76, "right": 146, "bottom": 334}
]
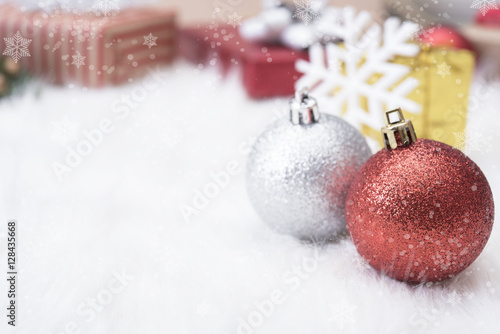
[{"left": 0, "top": 3, "right": 176, "bottom": 86}]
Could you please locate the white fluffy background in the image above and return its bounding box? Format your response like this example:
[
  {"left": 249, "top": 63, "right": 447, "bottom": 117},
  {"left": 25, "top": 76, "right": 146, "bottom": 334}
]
[{"left": 0, "top": 62, "right": 499, "bottom": 334}]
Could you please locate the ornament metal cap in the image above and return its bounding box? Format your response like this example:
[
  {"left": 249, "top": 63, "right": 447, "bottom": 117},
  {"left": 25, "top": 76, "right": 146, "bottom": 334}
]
[
  {"left": 289, "top": 88, "right": 320, "bottom": 125},
  {"left": 381, "top": 108, "right": 417, "bottom": 150}
]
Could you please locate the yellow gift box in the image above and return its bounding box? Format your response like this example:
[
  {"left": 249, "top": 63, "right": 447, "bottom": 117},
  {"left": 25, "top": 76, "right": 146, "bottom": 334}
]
[{"left": 361, "top": 47, "right": 475, "bottom": 147}]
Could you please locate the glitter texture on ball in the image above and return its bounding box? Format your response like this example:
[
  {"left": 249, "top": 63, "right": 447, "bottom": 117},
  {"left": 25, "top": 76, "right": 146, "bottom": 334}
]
[
  {"left": 246, "top": 89, "right": 371, "bottom": 241},
  {"left": 346, "top": 109, "right": 495, "bottom": 283}
]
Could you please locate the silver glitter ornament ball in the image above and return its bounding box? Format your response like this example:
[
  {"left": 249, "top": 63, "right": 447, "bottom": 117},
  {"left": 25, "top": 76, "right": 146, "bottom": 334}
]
[{"left": 246, "top": 89, "right": 372, "bottom": 241}]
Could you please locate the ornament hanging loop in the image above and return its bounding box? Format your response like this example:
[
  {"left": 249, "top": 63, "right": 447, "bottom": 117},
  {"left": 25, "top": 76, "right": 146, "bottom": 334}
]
[
  {"left": 381, "top": 108, "right": 417, "bottom": 150},
  {"left": 289, "top": 87, "right": 320, "bottom": 125}
]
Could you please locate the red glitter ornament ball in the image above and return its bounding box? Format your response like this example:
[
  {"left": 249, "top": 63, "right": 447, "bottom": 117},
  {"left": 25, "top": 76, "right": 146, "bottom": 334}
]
[
  {"left": 345, "top": 109, "right": 494, "bottom": 283},
  {"left": 476, "top": 8, "right": 500, "bottom": 26},
  {"left": 418, "top": 26, "right": 475, "bottom": 53}
]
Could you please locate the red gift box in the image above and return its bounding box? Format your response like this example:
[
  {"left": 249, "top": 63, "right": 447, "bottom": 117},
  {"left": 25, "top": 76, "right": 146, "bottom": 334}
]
[
  {"left": 179, "top": 25, "right": 307, "bottom": 98},
  {"left": 0, "top": 3, "right": 176, "bottom": 87}
]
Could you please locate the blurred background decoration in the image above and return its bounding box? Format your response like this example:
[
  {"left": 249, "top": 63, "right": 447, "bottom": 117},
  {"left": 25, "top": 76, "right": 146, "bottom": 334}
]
[
  {"left": 0, "top": 55, "right": 23, "bottom": 98},
  {"left": 0, "top": 1, "right": 499, "bottom": 333},
  {"left": 0, "top": 0, "right": 498, "bottom": 147},
  {"left": 0, "top": 1, "right": 176, "bottom": 87},
  {"left": 179, "top": 0, "right": 494, "bottom": 148}
]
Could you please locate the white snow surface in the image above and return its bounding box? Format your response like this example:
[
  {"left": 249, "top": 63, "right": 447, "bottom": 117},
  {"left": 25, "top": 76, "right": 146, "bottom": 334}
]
[{"left": 0, "top": 62, "right": 499, "bottom": 334}]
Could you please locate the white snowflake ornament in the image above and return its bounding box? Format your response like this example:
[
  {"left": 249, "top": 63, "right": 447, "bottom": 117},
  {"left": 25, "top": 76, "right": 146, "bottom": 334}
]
[{"left": 295, "top": 7, "right": 421, "bottom": 147}]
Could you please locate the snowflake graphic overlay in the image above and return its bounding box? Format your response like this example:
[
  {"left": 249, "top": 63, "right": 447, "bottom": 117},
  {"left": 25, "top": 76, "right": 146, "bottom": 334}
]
[
  {"left": 195, "top": 302, "right": 216, "bottom": 317},
  {"left": 3, "top": 31, "right": 32, "bottom": 63},
  {"left": 92, "top": 0, "right": 120, "bottom": 16},
  {"left": 471, "top": 0, "right": 498, "bottom": 16},
  {"left": 453, "top": 129, "right": 491, "bottom": 155},
  {"left": 227, "top": 12, "right": 243, "bottom": 29},
  {"left": 71, "top": 51, "right": 86, "bottom": 68},
  {"left": 352, "top": 254, "right": 371, "bottom": 269},
  {"left": 293, "top": 0, "right": 323, "bottom": 25},
  {"left": 51, "top": 116, "right": 79, "bottom": 146},
  {"left": 436, "top": 62, "right": 451, "bottom": 78},
  {"left": 295, "top": 7, "right": 421, "bottom": 133},
  {"left": 329, "top": 298, "right": 357, "bottom": 329},
  {"left": 143, "top": 33, "right": 158, "bottom": 49},
  {"left": 446, "top": 290, "right": 462, "bottom": 306}
]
